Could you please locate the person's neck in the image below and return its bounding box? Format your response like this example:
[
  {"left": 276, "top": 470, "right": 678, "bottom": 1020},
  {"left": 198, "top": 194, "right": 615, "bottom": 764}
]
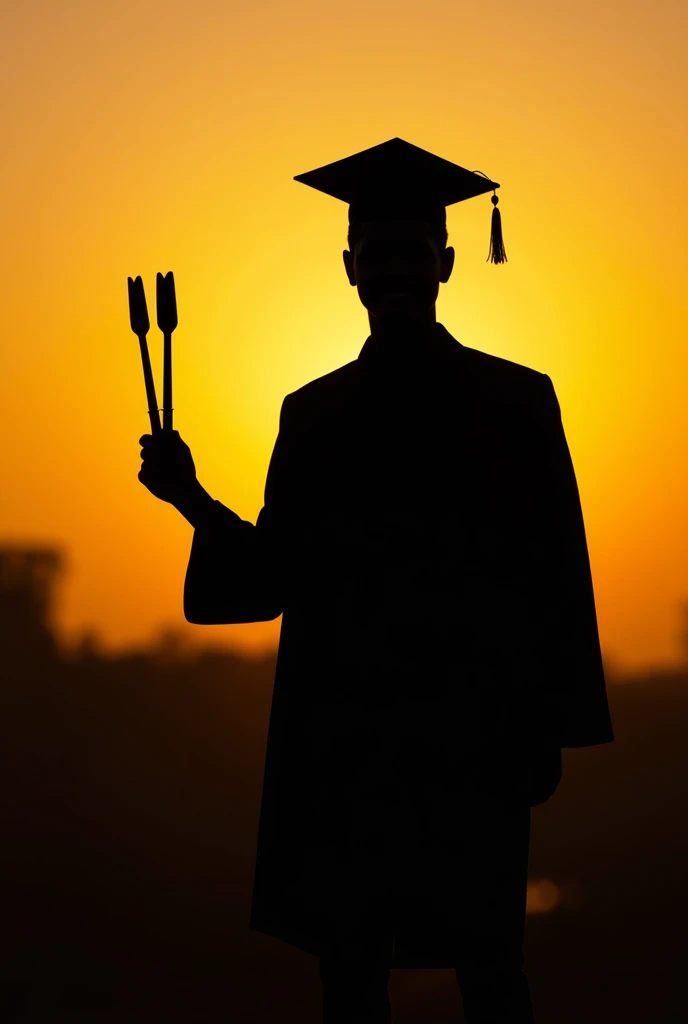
[{"left": 368, "top": 307, "right": 438, "bottom": 348}]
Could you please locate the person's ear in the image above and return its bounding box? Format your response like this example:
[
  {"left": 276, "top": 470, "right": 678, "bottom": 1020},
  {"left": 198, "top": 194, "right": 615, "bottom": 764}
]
[
  {"left": 343, "top": 249, "right": 357, "bottom": 286},
  {"left": 439, "top": 246, "right": 455, "bottom": 284}
]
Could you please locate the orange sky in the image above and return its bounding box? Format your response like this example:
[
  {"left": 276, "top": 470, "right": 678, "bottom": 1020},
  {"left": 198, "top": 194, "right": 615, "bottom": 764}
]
[{"left": 2, "top": 0, "right": 687, "bottom": 672}]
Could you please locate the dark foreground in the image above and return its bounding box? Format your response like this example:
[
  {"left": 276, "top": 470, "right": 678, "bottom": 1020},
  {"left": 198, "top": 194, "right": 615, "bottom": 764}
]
[{"left": 2, "top": 548, "right": 686, "bottom": 1021}]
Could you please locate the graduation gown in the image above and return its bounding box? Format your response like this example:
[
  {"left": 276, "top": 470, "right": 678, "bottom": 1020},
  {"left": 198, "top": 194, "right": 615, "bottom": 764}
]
[{"left": 183, "top": 321, "right": 614, "bottom": 967}]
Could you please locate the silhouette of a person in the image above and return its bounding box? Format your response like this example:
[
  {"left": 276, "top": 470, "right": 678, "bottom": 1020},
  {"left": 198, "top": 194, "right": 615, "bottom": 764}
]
[{"left": 138, "top": 139, "right": 614, "bottom": 1023}]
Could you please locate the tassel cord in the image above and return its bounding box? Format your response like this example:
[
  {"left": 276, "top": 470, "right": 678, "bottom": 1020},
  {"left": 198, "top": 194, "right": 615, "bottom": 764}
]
[
  {"left": 471, "top": 171, "right": 508, "bottom": 265},
  {"left": 487, "top": 199, "right": 508, "bottom": 264}
]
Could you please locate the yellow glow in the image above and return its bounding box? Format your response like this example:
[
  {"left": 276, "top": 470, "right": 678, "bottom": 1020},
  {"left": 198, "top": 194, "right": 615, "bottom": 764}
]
[{"left": 1, "top": 0, "right": 687, "bottom": 666}]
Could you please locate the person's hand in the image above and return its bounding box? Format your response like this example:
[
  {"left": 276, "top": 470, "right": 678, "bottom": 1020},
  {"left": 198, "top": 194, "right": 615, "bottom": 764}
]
[
  {"left": 138, "top": 430, "right": 197, "bottom": 505},
  {"left": 526, "top": 744, "right": 562, "bottom": 806}
]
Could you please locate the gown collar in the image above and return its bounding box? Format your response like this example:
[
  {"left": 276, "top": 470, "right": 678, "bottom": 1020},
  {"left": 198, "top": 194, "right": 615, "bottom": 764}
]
[{"left": 356, "top": 320, "right": 464, "bottom": 375}]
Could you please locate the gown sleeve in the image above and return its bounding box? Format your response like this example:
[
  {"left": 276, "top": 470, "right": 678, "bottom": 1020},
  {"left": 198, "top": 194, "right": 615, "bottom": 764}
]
[
  {"left": 534, "top": 373, "right": 614, "bottom": 747},
  {"left": 183, "top": 394, "right": 295, "bottom": 624}
]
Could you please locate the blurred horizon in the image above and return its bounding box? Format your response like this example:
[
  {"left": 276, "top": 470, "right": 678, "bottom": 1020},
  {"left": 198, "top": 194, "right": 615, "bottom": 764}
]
[
  {"left": 5, "top": 534, "right": 688, "bottom": 679},
  {"left": 2, "top": 538, "right": 686, "bottom": 1021}
]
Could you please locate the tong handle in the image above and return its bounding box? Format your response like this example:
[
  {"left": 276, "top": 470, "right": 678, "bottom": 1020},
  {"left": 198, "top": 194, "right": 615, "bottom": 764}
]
[
  {"left": 128, "top": 276, "right": 161, "bottom": 433},
  {"left": 157, "top": 272, "right": 177, "bottom": 431}
]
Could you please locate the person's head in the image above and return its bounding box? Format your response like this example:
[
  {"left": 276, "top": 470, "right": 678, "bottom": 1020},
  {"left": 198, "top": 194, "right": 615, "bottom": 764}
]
[{"left": 342, "top": 202, "right": 455, "bottom": 323}]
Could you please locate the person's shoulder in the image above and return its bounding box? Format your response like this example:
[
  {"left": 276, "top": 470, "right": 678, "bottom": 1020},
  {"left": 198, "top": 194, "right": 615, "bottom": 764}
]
[
  {"left": 457, "top": 343, "right": 551, "bottom": 413},
  {"left": 282, "top": 360, "right": 359, "bottom": 416},
  {"left": 461, "top": 342, "right": 547, "bottom": 388}
]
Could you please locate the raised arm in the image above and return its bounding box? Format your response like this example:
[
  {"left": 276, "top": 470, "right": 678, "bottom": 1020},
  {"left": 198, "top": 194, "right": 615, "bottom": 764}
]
[{"left": 182, "top": 394, "right": 296, "bottom": 625}]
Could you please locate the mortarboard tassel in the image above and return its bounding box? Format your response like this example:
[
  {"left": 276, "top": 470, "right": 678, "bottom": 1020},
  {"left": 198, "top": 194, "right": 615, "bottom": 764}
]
[{"left": 487, "top": 192, "right": 507, "bottom": 264}]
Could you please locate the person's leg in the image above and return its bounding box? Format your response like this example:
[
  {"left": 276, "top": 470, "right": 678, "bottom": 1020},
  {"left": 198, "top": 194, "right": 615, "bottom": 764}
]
[
  {"left": 449, "top": 739, "right": 534, "bottom": 1023},
  {"left": 454, "top": 939, "right": 535, "bottom": 1024},
  {"left": 318, "top": 952, "right": 393, "bottom": 1024}
]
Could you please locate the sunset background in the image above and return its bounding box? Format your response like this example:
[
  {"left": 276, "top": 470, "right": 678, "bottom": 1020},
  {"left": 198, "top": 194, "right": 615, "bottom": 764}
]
[
  {"left": 2, "top": 0, "right": 687, "bottom": 671},
  {"left": 3, "top": 5, "right": 688, "bottom": 1019}
]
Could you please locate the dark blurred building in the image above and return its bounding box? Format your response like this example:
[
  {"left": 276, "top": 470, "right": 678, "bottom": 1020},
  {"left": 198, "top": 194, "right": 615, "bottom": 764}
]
[{"left": 0, "top": 544, "right": 65, "bottom": 672}]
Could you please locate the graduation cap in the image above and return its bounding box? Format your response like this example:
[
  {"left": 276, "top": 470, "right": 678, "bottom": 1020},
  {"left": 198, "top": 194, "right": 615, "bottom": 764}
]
[{"left": 294, "top": 137, "right": 507, "bottom": 264}]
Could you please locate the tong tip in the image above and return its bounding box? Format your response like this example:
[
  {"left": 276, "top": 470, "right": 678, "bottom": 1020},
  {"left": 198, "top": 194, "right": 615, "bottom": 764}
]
[
  {"left": 127, "top": 275, "right": 149, "bottom": 335},
  {"left": 156, "top": 270, "right": 178, "bottom": 332}
]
